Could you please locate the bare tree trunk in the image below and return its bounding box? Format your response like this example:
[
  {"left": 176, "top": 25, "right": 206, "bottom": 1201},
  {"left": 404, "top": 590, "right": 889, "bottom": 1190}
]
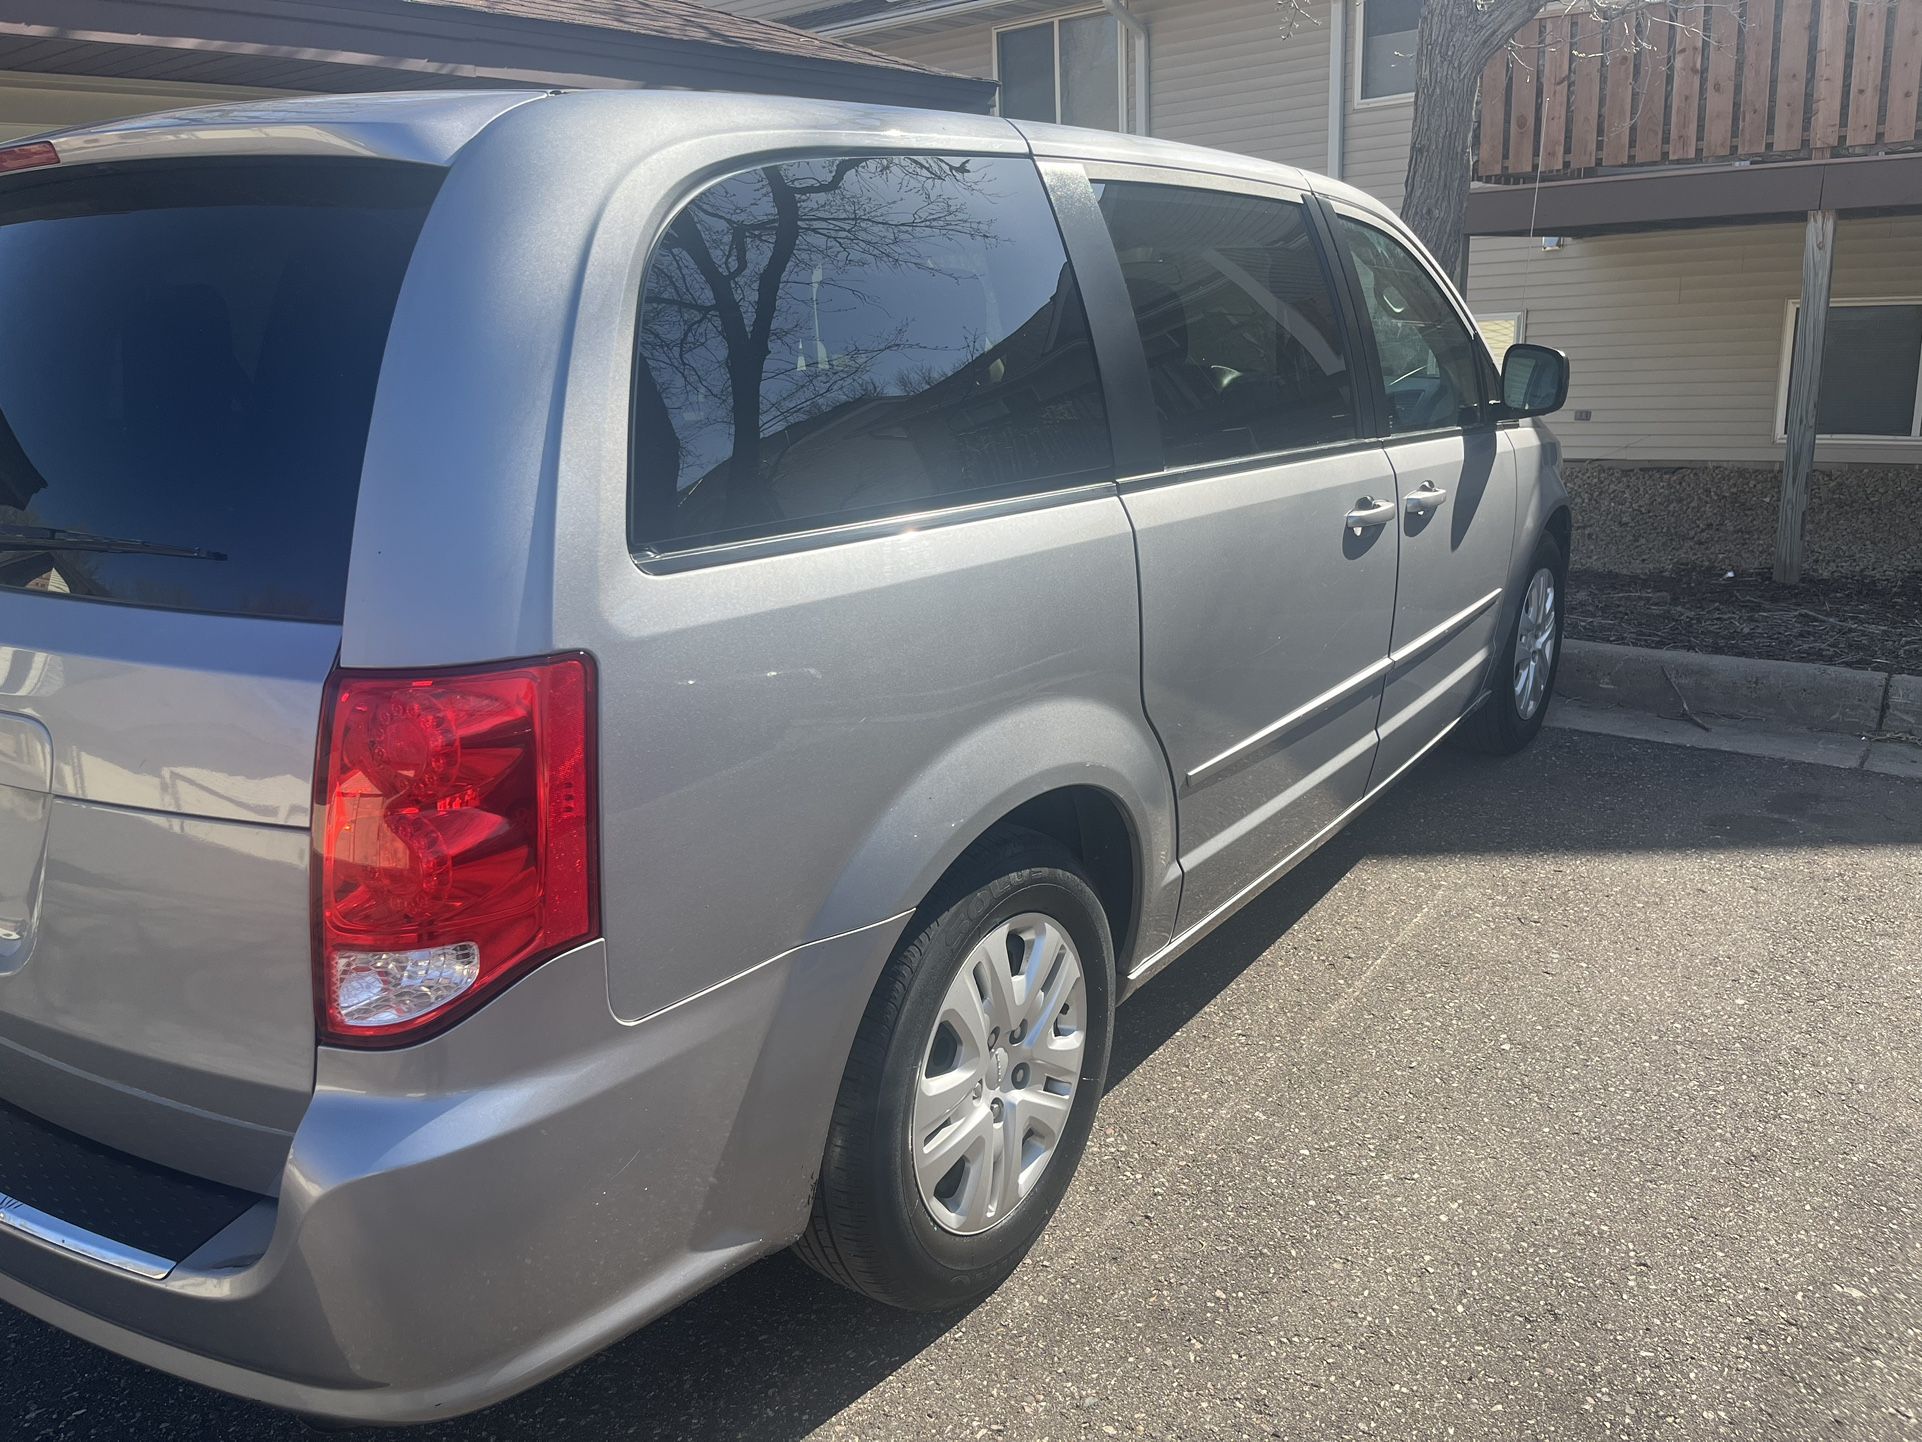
[{"left": 1399, "top": 4, "right": 1486, "bottom": 287}]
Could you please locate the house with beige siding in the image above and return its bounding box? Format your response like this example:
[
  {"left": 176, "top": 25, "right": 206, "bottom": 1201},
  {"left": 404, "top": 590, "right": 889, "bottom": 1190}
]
[{"left": 711, "top": 0, "right": 1922, "bottom": 578}]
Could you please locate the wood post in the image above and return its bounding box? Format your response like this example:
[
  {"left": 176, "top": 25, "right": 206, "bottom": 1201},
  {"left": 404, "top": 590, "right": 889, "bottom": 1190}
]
[{"left": 1776, "top": 209, "right": 1835, "bottom": 585}]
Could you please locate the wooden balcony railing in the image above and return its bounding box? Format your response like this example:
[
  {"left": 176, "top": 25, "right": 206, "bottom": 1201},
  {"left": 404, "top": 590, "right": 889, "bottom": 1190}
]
[{"left": 1475, "top": 0, "right": 1922, "bottom": 182}]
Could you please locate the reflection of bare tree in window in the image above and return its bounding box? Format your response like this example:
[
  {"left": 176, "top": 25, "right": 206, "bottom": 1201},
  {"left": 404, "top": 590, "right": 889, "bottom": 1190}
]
[{"left": 636, "top": 157, "right": 1002, "bottom": 537}]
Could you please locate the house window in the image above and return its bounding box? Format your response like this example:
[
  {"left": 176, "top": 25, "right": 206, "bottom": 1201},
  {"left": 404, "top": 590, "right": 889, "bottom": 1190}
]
[
  {"left": 1477, "top": 312, "right": 1525, "bottom": 365},
  {"left": 996, "top": 14, "right": 1122, "bottom": 130},
  {"left": 1779, "top": 300, "right": 1922, "bottom": 440},
  {"left": 1358, "top": 0, "right": 1423, "bottom": 102}
]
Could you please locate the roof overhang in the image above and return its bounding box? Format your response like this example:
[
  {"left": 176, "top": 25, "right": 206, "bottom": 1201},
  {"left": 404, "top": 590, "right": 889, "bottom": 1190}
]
[
  {"left": 1467, "top": 151, "right": 1922, "bottom": 238},
  {"left": 0, "top": 0, "right": 998, "bottom": 114},
  {"left": 815, "top": 0, "right": 1029, "bottom": 37}
]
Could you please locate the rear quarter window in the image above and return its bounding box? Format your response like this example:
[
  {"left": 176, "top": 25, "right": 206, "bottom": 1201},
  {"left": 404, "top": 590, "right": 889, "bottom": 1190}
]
[
  {"left": 0, "top": 158, "right": 438, "bottom": 622},
  {"left": 629, "top": 153, "right": 1112, "bottom": 555}
]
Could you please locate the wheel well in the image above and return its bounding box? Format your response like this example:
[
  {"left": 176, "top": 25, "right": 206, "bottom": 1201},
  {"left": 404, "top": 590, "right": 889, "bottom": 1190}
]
[
  {"left": 995, "top": 787, "right": 1139, "bottom": 971},
  {"left": 1545, "top": 505, "right": 1572, "bottom": 563}
]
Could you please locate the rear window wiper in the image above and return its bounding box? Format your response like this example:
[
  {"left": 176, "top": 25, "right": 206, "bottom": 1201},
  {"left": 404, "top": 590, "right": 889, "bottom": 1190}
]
[{"left": 0, "top": 525, "right": 226, "bottom": 562}]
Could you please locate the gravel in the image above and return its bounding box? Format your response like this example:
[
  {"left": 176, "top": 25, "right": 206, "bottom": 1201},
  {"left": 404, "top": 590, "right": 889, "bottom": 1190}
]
[
  {"left": 1567, "top": 570, "right": 1922, "bottom": 674},
  {"left": 1565, "top": 463, "right": 1922, "bottom": 582},
  {"left": 1564, "top": 463, "right": 1922, "bottom": 671}
]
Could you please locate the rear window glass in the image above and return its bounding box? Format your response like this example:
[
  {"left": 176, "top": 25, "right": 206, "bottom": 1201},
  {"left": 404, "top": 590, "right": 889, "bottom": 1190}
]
[{"left": 0, "top": 159, "right": 438, "bottom": 622}]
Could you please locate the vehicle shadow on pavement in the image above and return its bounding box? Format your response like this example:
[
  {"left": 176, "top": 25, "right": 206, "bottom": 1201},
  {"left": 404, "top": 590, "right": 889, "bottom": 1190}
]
[
  {"left": 409, "top": 1252, "right": 982, "bottom": 1441},
  {"left": 1110, "top": 727, "right": 1921, "bottom": 1096},
  {"left": 1107, "top": 832, "right": 1365, "bottom": 1094}
]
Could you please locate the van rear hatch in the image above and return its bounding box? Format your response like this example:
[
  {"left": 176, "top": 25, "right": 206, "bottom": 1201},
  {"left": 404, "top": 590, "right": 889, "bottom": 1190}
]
[{"left": 0, "top": 154, "right": 439, "bottom": 1193}]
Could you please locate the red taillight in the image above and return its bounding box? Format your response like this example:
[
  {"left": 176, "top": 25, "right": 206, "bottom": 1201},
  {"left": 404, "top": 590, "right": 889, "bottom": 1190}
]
[
  {"left": 314, "top": 654, "right": 597, "bottom": 1046},
  {"left": 0, "top": 142, "right": 58, "bottom": 175}
]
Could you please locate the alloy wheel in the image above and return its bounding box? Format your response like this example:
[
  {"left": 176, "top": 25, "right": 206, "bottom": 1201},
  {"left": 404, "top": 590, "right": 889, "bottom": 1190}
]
[
  {"left": 912, "top": 913, "right": 1087, "bottom": 1235},
  {"left": 1513, "top": 566, "right": 1558, "bottom": 721}
]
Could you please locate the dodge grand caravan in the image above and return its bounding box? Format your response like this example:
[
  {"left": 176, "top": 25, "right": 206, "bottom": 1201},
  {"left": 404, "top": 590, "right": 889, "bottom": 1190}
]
[{"left": 0, "top": 90, "right": 1570, "bottom": 1424}]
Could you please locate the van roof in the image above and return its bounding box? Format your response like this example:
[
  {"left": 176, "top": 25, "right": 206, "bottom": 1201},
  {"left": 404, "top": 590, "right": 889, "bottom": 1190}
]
[
  {"left": 30, "top": 90, "right": 548, "bottom": 168},
  {"left": 28, "top": 87, "right": 1396, "bottom": 230}
]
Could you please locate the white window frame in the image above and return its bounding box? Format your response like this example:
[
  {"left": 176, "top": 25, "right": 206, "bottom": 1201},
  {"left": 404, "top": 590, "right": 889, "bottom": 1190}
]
[
  {"left": 992, "top": 10, "right": 1127, "bottom": 131},
  {"left": 1353, "top": 0, "right": 1421, "bottom": 110},
  {"left": 1476, "top": 310, "right": 1526, "bottom": 365},
  {"left": 1774, "top": 297, "right": 1922, "bottom": 444}
]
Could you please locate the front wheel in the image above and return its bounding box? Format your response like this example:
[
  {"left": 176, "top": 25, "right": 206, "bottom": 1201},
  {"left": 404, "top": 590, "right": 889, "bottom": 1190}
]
[
  {"left": 795, "top": 829, "right": 1114, "bottom": 1311},
  {"left": 1458, "top": 531, "right": 1566, "bottom": 755}
]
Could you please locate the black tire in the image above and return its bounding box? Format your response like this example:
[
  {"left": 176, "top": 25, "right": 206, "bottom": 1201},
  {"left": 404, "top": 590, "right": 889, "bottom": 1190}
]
[
  {"left": 1457, "top": 530, "right": 1567, "bottom": 755},
  {"left": 795, "top": 828, "right": 1115, "bottom": 1311}
]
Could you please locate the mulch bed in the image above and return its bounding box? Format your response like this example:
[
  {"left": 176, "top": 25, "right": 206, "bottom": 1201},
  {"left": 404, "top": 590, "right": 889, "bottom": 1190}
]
[{"left": 1567, "top": 569, "right": 1922, "bottom": 675}]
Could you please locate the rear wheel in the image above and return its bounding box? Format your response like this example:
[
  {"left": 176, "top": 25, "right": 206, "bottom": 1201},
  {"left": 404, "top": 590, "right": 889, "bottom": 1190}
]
[
  {"left": 796, "top": 830, "right": 1114, "bottom": 1310},
  {"left": 1458, "top": 531, "right": 1566, "bottom": 755}
]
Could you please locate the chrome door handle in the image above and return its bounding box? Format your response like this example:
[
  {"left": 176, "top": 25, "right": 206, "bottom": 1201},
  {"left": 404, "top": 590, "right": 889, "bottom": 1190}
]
[
  {"left": 1405, "top": 481, "right": 1448, "bottom": 515},
  {"left": 1345, "top": 497, "right": 1398, "bottom": 532}
]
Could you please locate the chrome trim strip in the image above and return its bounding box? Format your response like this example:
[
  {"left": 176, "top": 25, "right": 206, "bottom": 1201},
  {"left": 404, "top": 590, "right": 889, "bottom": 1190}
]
[
  {"left": 1075, "top": 158, "right": 1312, "bottom": 204},
  {"left": 1185, "top": 656, "right": 1392, "bottom": 785},
  {"left": 0, "top": 1190, "right": 175, "bottom": 1280},
  {"left": 635, "top": 479, "right": 1117, "bottom": 574},
  {"left": 1181, "top": 586, "right": 1500, "bottom": 789},
  {"left": 1116, "top": 435, "right": 1383, "bottom": 490},
  {"left": 1388, "top": 587, "right": 1503, "bottom": 671},
  {"left": 1126, "top": 704, "right": 1470, "bottom": 992}
]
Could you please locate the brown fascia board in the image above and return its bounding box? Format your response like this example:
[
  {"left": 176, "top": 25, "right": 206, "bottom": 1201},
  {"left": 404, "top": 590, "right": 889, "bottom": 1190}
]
[
  {"left": 1467, "top": 152, "right": 1922, "bottom": 237},
  {"left": 0, "top": 0, "right": 997, "bottom": 110}
]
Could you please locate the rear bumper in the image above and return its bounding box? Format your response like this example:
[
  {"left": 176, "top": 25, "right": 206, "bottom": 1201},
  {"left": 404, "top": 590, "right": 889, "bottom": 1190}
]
[{"left": 0, "top": 914, "right": 905, "bottom": 1424}]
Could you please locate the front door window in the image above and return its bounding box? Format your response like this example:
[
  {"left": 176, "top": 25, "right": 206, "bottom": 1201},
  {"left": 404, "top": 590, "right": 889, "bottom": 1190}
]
[{"left": 1338, "top": 217, "right": 1490, "bottom": 435}]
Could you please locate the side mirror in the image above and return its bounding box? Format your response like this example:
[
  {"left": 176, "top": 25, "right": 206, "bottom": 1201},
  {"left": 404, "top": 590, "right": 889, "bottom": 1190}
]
[{"left": 1500, "top": 343, "right": 1569, "bottom": 417}]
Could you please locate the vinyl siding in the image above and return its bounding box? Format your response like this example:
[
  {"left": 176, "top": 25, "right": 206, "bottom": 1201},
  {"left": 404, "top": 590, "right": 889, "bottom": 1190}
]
[
  {"left": 0, "top": 71, "right": 285, "bottom": 143},
  {"left": 1466, "top": 219, "right": 1922, "bottom": 465},
  {"left": 1135, "top": 0, "right": 1328, "bottom": 169},
  {"left": 1337, "top": 0, "right": 1413, "bottom": 209},
  {"left": 842, "top": 0, "right": 1335, "bottom": 170},
  {"left": 1342, "top": 96, "right": 1410, "bottom": 209},
  {"left": 873, "top": 22, "right": 993, "bottom": 78}
]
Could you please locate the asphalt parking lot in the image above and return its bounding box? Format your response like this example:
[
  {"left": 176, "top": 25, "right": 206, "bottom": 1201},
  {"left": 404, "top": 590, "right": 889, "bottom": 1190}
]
[{"left": 6, "top": 726, "right": 1920, "bottom": 1441}]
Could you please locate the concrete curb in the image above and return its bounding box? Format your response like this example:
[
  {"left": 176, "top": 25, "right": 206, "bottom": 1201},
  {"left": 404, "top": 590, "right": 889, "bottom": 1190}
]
[
  {"left": 1558, "top": 640, "right": 1920, "bottom": 738},
  {"left": 1886, "top": 674, "right": 1922, "bottom": 739}
]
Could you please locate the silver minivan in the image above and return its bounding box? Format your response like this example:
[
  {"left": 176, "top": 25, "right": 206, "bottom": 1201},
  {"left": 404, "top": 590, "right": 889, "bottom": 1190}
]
[{"left": 0, "top": 90, "right": 1569, "bottom": 1424}]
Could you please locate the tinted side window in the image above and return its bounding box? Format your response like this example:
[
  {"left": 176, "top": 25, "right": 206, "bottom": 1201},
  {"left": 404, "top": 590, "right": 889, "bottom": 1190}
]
[
  {"left": 1338, "top": 217, "right": 1490, "bottom": 435},
  {"left": 631, "top": 155, "right": 1110, "bottom": 553},
  {"left": 1094, "top": 182, "right": 1357, "bottom": 470}
]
